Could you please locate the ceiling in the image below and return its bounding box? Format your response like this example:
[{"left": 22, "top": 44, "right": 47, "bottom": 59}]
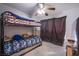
[
  {"left": 3, "top": 3, "right": 37, "bottom": 15},
  {"left": 2, "top": 3, "right": 79, "bottom": 18}
]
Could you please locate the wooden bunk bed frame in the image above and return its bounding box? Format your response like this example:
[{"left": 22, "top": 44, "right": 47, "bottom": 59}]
[{"left": 0, "top": 11, "right": 42, "bottom": 56}]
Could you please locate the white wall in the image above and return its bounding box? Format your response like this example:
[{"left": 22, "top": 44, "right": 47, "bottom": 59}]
[
  {"left": 57, "top": 8, "right": 79, "bottom": 47},
  {"left": 4, "top": 26, "right": 33, "bottom": 39}
]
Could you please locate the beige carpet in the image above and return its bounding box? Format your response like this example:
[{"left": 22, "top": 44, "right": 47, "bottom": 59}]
[{"left": 24, "top": 41, "right": 66, "bottom": 56}]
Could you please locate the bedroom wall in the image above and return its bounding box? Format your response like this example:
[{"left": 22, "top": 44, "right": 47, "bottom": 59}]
[
  {"left": 56, "top": 8, "right": 79, "bottom": 47},
  {"left": 4, "top": 26, "right": 34, "bottom": 39}
]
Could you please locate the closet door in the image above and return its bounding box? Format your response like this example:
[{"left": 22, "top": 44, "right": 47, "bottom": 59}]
[
  {"left": 48, "top": 19, "right": 55, "bottom": 42},
  {"left": 41, "top": 20, "right": 48, "bottom": 41},
  {"left": 54, "top": 16, "right": 66, "bottom": 46},
  {"left": 50, "top": 18, "right": 57, "bottom": 44},
  {"left": 41, "top": 16, "right": 66, "bottom": 46}
]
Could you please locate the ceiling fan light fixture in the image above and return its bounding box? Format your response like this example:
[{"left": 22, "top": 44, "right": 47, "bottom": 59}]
[
  {"left": 37, "top": 9, "right": 42, "bottom": 15},
  {"left": 37, "top": 9, "right": 45, "bottom": 15},
  {"left": 41, "top": 9, "right": 45, "bottom": 14}
]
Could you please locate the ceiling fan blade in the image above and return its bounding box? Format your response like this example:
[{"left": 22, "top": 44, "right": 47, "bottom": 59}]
[{"left": 47, "top": 8, "right": 55, "bottom": 10}]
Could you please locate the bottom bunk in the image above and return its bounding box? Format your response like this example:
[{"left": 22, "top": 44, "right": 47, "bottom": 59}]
[
  {"left": 4, "top": 35, "right": 42, "bottom": 56},
  {"left": 12, "top": 42, "right": 42, "bottom": 56}
]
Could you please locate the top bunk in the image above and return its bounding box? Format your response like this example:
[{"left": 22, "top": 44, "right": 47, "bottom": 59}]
[{"left": 1, "top": 11, "right": 41, "bottom": 27}]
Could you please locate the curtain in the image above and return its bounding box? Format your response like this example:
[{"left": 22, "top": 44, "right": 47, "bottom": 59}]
[
  {"left": 53, "top": 17, "right": 66, "bottom": 46},
  {"left": 76, "top": 17, "right": 79, "bottom": 55},
  {"left": 41, "top": 16, "right": 66, "bottom": 46},
  {"left": 48, "top": 18, "right": 54, "bottom": 42},
  {"left": 41, "top": 20, "right": 48, "bottom": 41}
]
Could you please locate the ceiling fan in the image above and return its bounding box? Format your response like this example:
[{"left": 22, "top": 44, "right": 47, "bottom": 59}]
[{"left": 35, "top": 3, "right": 56, "bottom": 16}]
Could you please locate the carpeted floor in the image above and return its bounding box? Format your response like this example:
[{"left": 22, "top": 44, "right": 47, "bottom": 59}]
[{"left": 24, "top": 41, "right": 66, "bottom": 56}]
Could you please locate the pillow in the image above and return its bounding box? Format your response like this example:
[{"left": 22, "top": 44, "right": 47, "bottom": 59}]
[
  {"left": 19, "top": 40, "right": 27, "bottom": 49},
  {"left": 4, "top": 35, "right": 11, "bottom": 41},
  {"left": 22, "top": 34, "right": 29, "bottom": 38},
  {"left": 33, "top": 36, "right": 42, "bottom": 43},
  {"left": 31, "top": 38, "right": 37, "bottom": 45},
  {"left": 12, "top": 34, "right": 24, "bottom": 41},
  {"left": 26, "top": 39, "right": 32, "bottom": 47},
  {"left": 12, "top": 40, "right": 20, "bottom": 52},
  {"left": 37, "top": 36, "right": 42, "bottom": 42}
]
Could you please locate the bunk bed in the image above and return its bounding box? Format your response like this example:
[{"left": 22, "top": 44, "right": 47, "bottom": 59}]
[{"left": 1, "top": 11, "right": 42, "bottom": 56}]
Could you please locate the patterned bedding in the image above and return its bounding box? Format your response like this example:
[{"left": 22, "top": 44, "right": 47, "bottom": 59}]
[
  {"left": 4, "top": 41, "right": 13, "bottom": 55},
  {"left": 4, "top": 35, "right": 42, "bottom": 56}
]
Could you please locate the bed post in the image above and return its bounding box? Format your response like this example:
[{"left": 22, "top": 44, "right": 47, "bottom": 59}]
[{"left": 0, "top": 13, "right": 4, "bottom": 56}]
